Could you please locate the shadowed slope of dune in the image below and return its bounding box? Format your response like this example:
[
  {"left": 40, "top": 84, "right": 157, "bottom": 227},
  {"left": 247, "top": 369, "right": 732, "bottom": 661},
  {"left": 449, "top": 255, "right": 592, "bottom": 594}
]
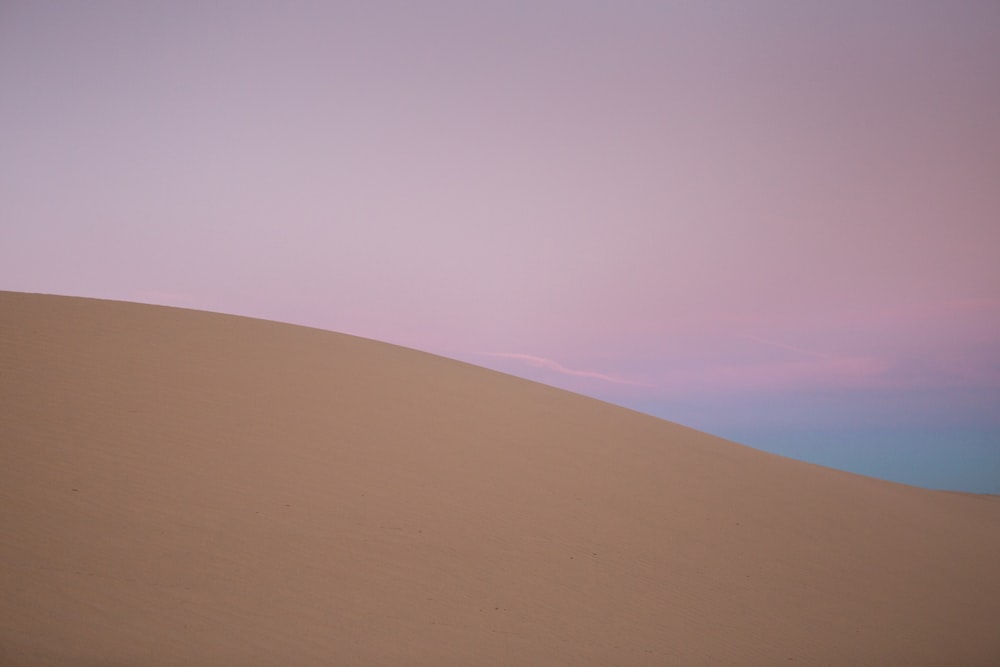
[{"left": 2, "top": 291, "right": 998, "bottom": 666}]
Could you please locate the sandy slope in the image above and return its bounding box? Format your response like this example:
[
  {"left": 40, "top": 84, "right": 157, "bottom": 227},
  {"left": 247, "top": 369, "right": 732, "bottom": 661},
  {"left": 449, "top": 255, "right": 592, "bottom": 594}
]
[{"left": 1, "top": 291, "right": 998, "bottom": 666}]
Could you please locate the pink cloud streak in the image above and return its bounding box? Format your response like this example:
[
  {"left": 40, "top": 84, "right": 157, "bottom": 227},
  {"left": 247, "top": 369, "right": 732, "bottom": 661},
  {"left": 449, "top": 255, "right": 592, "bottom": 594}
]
[
  {"left": 659, "top": 356, "right": 891, "bottom": 394},
  {"left": 481, "top": 352, "right": 652, "bottom": 387}
]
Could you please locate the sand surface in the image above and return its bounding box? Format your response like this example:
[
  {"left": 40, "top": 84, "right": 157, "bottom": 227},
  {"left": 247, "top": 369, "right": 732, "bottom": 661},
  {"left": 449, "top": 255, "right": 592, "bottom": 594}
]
[{"left": 2, "top": 291, "right": 998, "bottom": 666}]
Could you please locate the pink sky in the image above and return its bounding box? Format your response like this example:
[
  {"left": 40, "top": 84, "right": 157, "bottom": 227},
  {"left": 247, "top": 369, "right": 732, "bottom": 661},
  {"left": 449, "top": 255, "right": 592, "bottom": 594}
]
[{"left": 2, "top": 2, "right": 998, "bottom": 490}]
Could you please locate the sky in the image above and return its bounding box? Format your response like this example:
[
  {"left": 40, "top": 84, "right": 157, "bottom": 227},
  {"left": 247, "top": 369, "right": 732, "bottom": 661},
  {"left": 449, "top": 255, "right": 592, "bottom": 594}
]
[{"left": 2, "top": 1, "right": 999, "bottom": 492}]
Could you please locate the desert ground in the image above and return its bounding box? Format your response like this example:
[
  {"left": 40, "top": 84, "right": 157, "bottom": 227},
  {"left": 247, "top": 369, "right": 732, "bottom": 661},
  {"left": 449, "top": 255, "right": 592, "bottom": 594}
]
[{"left": 2, "top": 290, "right": 998, "bottom": 665}]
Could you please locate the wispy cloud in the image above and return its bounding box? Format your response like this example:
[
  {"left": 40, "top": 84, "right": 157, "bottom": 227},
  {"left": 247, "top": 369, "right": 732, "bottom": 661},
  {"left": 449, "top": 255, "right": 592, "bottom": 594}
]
[
  {"left": 481, "top": 352, "right": 651, "bottom": 387},
  {"left": 668, "top": 356, "right": 890, "bottom": 393}
]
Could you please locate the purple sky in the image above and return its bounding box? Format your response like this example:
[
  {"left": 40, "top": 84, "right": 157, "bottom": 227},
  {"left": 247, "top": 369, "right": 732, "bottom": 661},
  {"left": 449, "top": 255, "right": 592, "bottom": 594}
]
[{"left": 3, "top": 2, "right": 999, "bottom": 491}]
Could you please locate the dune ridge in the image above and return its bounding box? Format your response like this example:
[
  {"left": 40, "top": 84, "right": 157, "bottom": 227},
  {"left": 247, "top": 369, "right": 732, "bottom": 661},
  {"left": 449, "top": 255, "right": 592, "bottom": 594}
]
[{"left": 2, "top": 291, "right": 998, "bottom": 665}]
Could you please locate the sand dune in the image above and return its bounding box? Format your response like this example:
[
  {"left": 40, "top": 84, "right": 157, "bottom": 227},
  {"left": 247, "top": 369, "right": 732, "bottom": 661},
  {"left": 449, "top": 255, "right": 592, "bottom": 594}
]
[{"left": 1, "top": 291, "right": 998, "bottom": 666}]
